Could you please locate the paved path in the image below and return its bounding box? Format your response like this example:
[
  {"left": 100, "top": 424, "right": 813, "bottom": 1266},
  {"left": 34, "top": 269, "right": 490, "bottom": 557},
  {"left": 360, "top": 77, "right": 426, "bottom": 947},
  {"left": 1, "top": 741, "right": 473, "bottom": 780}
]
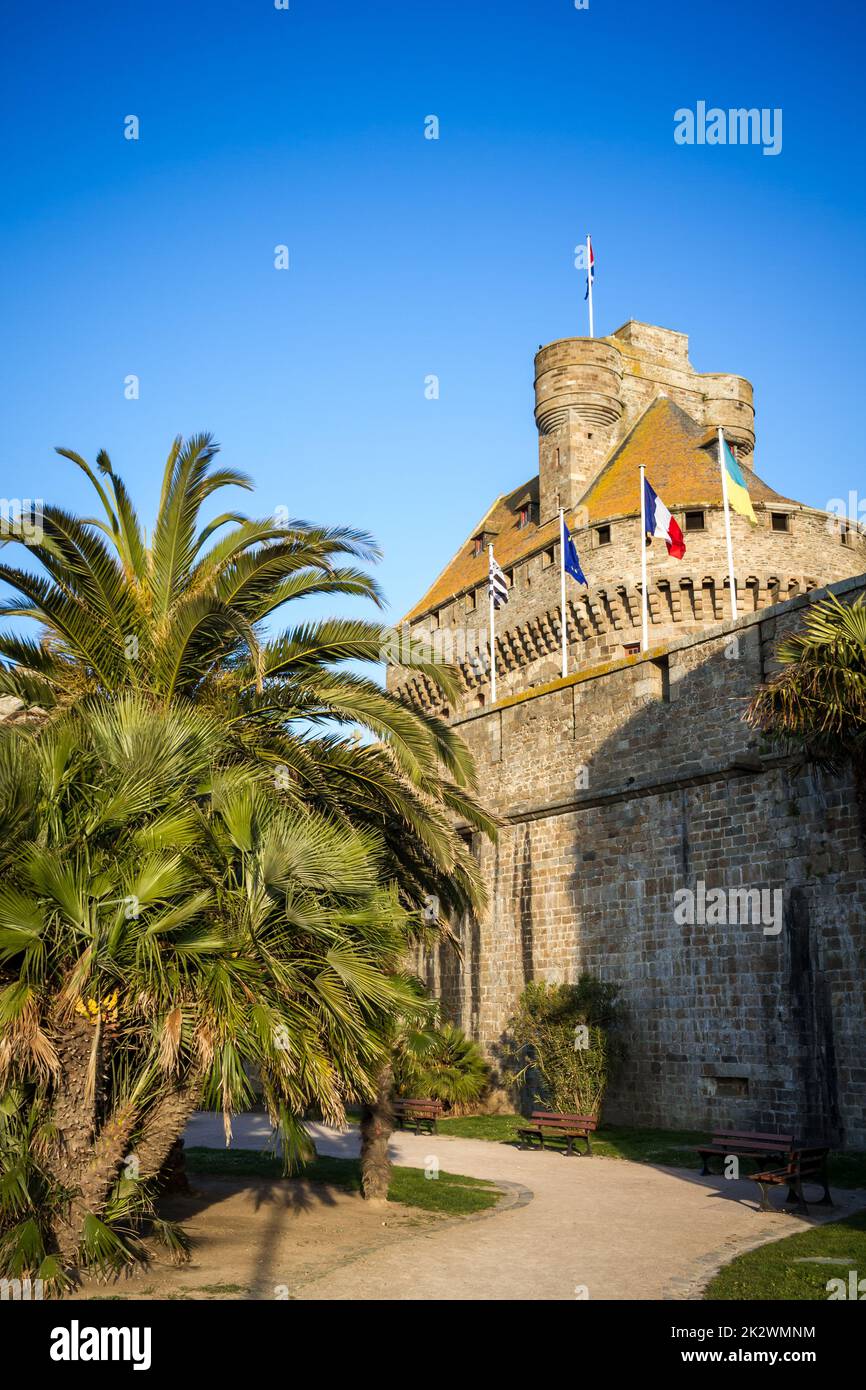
[{"left": 185, "top": 1113, "right": 864, "bottom": 1301}]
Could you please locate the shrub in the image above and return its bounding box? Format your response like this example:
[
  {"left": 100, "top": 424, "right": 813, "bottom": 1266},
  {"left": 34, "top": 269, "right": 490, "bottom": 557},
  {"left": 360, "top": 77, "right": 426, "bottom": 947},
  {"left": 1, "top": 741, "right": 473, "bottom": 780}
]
[
  {"left": 393, "top": 1023, "right": 489, "bottom": 1112},
  {"left": 501, "top": 977, "right": 624, "bottom": 1117}
]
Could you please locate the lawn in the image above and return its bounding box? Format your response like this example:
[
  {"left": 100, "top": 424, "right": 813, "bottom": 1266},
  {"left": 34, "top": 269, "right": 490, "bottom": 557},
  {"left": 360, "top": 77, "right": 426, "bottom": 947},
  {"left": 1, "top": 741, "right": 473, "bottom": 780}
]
[
  {"left": 184, "top": 1146, "right": 501, "bottom": 1215},
  {"left": 704, "top": 1208, "right": 866, "bottom": 1300},
  {"left": 436, "top": 1115, "right": 866, "bottom": 1187}
]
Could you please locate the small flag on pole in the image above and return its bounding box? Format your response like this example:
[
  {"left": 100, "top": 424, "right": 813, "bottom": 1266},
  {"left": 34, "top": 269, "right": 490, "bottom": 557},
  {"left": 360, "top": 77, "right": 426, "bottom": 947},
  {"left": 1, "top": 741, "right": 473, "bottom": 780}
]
[
  {"left": 643, "top": 477, "right": 686, "bottom": 559},
  {"left": 488, "top": 552, "right": 509, "bottom": 609},
  {"left": 562, "top": 516, "right": 588, "bottom": 585},
  {"left": 559, "top": 510, "right": 588, "bottom": 678},
  {"left": 720, "top": 437, "right": 757, "bottom": 524},
  {"left": 584, "top": 235, "right": 595, "bottom": 301}
]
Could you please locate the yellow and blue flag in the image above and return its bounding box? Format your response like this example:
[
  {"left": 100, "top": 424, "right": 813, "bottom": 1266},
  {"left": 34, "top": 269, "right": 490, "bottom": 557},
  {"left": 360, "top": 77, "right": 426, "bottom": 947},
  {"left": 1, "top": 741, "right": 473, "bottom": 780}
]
[{"left": 721, "top": 438, "right": 757, "bottom": 525}]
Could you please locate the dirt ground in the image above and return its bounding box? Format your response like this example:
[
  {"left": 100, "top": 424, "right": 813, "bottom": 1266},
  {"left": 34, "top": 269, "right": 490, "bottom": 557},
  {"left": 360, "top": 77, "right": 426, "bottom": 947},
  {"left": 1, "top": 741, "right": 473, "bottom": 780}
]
[{"left": 66, "top": 1175, "right": 447, "bottom": 1301}]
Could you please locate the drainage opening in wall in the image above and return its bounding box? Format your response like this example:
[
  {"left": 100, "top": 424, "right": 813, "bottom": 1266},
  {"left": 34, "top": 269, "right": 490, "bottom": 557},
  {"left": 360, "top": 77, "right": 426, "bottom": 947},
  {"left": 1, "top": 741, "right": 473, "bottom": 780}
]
[{"left": 713, "top": 1076, "right": 749, "bottom": 1098}]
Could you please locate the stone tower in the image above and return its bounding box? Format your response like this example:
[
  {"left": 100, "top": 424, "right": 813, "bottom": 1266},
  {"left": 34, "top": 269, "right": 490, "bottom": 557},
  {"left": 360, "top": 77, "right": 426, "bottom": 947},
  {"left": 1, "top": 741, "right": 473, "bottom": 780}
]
[{"left": 535, "top": 322, "right": 755, "bottom": 524}]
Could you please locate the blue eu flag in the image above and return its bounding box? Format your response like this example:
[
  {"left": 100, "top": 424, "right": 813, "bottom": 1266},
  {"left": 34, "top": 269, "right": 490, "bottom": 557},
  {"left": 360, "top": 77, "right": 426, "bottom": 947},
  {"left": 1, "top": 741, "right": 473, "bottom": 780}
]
[{"left": 562, "top": 517, "right": 588, "bottom": 586}]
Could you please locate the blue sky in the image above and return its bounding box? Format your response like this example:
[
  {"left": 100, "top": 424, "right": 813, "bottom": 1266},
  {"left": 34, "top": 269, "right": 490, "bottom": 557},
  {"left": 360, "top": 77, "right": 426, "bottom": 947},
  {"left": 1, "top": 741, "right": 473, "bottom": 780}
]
[{"left": 2, "top": 0, "right": 864, "bottom": 628}]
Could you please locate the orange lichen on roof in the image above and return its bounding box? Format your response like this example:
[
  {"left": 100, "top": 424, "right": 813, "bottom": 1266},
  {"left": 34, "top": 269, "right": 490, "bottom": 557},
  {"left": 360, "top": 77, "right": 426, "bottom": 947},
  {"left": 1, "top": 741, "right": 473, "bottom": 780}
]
[
  {"left": 403, "top": 477, "right": 564, "bottom": 622},
  {"left": 579, "top": 398, "right": 794, "bottom": 523}
]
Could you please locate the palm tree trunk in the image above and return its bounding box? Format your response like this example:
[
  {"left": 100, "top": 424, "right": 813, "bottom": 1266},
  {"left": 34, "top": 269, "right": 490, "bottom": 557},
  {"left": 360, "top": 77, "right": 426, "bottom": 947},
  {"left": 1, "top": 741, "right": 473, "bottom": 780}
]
[
  {"left": 359, "top": 1063, "right": 394, "bottom": 1202},
  {"left": 132, "top": 1076, "right": 203, "bottom": 1189},
  {"left": 53, "top": 1102, "right": 138, "bottom": 1268}
]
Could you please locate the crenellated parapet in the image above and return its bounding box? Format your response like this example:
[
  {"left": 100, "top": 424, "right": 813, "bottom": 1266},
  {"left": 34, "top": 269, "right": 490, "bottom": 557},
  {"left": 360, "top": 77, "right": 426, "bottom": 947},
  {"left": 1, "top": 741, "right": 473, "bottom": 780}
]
[{"left": 390, "top": 563, "right": 843, "bottom": 716}]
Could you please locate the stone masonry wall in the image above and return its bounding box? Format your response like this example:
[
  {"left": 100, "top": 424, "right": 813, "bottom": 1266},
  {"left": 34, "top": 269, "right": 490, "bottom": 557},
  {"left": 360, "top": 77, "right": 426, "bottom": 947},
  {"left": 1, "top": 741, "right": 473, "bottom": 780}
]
[{"left": 419, "top": 574, "right": 866, "bottom": 1147}]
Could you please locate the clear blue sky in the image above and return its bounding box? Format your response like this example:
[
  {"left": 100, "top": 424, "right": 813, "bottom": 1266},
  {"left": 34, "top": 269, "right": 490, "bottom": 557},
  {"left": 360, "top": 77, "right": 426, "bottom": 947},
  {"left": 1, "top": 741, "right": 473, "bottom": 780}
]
[{"left": 2, "top": 0, "right": 864, "bottom": 627}]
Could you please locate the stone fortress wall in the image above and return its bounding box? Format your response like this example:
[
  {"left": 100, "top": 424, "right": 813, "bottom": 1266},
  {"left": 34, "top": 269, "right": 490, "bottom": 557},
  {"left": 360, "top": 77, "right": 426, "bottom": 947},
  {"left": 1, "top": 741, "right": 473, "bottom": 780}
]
[{"left": 419, "top": 575, "right": 866, "bottom": 1147}]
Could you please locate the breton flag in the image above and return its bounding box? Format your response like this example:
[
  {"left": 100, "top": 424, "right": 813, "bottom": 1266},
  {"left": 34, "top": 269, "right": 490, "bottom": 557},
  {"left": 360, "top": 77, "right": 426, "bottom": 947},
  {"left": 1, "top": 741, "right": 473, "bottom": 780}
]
[
  {"left": 643, "top": 477, "right": 686, "bottom": 559},
  {"left": 584, "top": 234, "right": 595, "bottom": 301},
  {"left": 720, "top": 437, "right": 757, "bottom": 524},
  {"left": 488, "top": 551, "right": 509, "bottom": 609}
]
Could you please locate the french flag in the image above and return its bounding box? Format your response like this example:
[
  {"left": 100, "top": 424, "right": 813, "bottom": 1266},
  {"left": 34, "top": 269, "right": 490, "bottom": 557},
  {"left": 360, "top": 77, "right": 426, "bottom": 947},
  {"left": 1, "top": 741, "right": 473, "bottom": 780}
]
[{"left": 643, "top": 477, "right": 686, "bottom": 559}]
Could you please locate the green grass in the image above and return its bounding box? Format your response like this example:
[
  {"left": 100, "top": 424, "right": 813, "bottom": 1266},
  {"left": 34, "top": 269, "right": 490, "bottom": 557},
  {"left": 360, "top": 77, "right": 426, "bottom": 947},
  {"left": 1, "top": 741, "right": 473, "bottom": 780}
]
[
  {"left": 184, "top": 1146, "right": 500, "bottom": 1215},
  {"left": 436, "top": 1116, "right": 866, "bottom": 1186},
  {"left": 704, "top": 1209, "right": 866, "bottom": 1300}
]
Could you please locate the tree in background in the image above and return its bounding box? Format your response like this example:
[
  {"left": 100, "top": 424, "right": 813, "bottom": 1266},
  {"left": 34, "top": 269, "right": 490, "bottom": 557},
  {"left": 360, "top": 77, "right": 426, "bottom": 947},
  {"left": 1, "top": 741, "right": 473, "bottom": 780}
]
[{"left": 747, "top": 592, "right": 866, "bottom": 799}]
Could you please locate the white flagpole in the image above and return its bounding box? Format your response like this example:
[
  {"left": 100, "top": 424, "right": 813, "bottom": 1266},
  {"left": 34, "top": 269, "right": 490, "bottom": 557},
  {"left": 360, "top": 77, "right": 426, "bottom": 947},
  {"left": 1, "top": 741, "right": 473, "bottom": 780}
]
[
  {"left": 559, "top": 507, "right": 568, "bottom": 679},
  {"left": 639, "top": 465, "right": 649, "bottom": 650},
  {"left": 718, "top": 427, "right": 737, "bottom": 623},
  {"left": 586, "top": 234, "right": 594, "bottom": 338},
  {"left": 488, "top": 543, "right": 497, "bottom": 703}
]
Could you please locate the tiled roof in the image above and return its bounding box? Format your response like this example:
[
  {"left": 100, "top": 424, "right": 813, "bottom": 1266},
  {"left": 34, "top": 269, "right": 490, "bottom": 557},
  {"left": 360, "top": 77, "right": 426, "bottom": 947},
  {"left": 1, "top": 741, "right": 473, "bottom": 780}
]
[
  {"left": 580, "top": 397, "right": 794, "bottom": 522},
  {"left": 403, "top": 397, "right": 796, "bottom": 622},
  {"left": 403, "top": 477, "right": 561, "bottom": 622}
]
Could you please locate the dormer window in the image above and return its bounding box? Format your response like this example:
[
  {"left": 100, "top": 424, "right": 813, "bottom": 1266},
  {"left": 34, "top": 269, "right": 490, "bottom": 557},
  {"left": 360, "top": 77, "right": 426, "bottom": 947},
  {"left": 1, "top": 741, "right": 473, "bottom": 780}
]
[
  {"left": 471, "top": 527, "right": 496, "bottom": 557},
  {"left": 514, "top": 494, "right": 536, "bottom": 530}
]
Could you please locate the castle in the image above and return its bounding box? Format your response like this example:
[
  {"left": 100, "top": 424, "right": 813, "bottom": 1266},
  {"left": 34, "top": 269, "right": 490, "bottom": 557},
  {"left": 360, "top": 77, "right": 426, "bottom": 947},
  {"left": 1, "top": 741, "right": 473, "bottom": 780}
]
[{"left": 388, "top": 322, "right": 866, "bottom": 1147}]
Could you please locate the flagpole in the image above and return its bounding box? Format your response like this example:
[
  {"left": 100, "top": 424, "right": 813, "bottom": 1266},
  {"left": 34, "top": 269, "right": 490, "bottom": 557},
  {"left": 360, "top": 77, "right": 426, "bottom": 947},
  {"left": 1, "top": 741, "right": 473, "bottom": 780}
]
[
  {"left": 488, "top": 543, "right": 497, "bottom": 703},
  {"left": 639, "top": 465, "right": 649, "bottom": 650},
  {"left": 718, "top": 427, "right": 737, "bottom": 623},
  {"left": 559, "top": 508, "right": 568, "bottom": 679},
  {"left": 586, "top": 234, "right": 594, "bottom": 338}
]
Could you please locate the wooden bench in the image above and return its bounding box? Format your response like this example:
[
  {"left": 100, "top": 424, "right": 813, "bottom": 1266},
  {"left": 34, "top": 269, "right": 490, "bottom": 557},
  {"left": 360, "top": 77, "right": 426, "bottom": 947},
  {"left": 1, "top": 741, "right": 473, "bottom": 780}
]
[
  {"left": 750, "top": 1147, "right": 833, "bottom": 1213},
  {"left": 392, "top": 1099, "right": 443, "bottom": 1135},
  {"left": 696, "top": 1129, "right": 796, "bottom": 1176},
  {"left": 517, "top": 1111, "right": 597, "bottom": 1157}
]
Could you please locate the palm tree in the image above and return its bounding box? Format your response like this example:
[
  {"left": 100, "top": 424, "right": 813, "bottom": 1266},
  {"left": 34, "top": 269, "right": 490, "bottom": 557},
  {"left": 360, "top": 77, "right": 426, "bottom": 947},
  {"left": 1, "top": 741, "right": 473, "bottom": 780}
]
[
  {"left": 0, "top": 696, "right": 431, "bottom": 1284},
  {"left": 0, "top": 435, "right": 495, "bottom": 1215},
  {"left": 0, "top": 435, "right": 493, "bottom": 909},
  {"left": 746, "top": 591, "right": 866, "bottom": 792},
  {"left": 394, "top": 1022, "right": 489, "bottom": 1112}
]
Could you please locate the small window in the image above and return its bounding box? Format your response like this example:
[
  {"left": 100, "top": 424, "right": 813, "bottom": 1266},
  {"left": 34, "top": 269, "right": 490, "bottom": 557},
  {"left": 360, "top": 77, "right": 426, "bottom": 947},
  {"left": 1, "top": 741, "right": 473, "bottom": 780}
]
[
  {"left": 542, "top": 546, "right": 555, "bottom": 569},
  {"left": 504, "top": 568, "right": 514, "bottom": 589},
  {"left": 840, "top": 523, "right": 852, "bottom": 547},
  {"left": 623, "top": 642, "right": 640, "bottom": 656},
  {"left": 684, "top": 510, "right": 705, "bottom": 531},
  {"left": 596, "top": 524, "right": 611, "bottom": 546},
  {"left": 429, "top": 609, "right": 440, "bottom": 629},
  {"left": 771, "top": 512, "right": 790, "bottom": 533},
  {"left": 714, "top": 1076, "right": 749, "bottom": 1099},
  {"left": 472, "top": 536, "right": 483, "bottom": 557},
  {"left": 465, "top": 589, "right": 477, "bottom": 612}
]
